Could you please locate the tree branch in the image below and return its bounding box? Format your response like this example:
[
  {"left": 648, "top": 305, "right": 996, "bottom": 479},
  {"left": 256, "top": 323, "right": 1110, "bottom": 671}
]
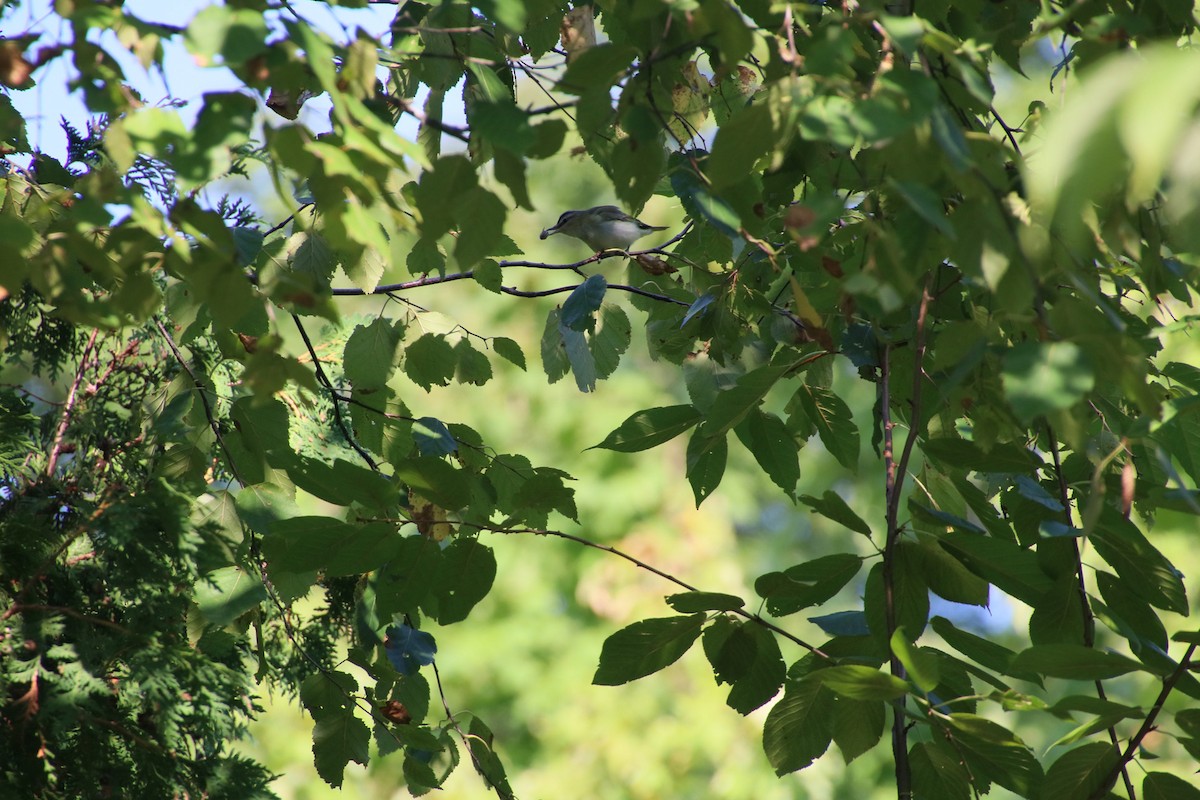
[
  {"left": 45, "top": 329, "right": 99, "bottom": 476},
  {"left": 290, "top": 314, "right": 378, "bottom": 470},
  {"left": 881, "top": 273, "right": 933, "bottom": 800},
  {"left": 472, "top": 524, "right": 829, "bottom": 659}
]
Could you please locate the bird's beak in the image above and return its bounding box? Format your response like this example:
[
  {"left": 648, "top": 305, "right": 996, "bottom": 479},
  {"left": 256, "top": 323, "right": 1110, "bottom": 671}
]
[{"left": 539, "top": 227, "right": 555, "bottom": 240}]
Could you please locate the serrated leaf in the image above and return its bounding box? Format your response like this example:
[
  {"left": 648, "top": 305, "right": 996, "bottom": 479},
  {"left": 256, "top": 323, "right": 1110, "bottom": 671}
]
[
  {"left": 1040, "top": 742, "right": 1119, "bottom": 800},
  {"left": 686, "top": 428, "right": 727, "bottom": 506},
  {"left": 590, "top": 404, "right": 702, "bottom": 452},
  {"left": 1144, "top": 771, "right": 1200, "bottom": 800},
  {"left": 754, "top": 553, "right": 862, "bottom": 616},
  {"left": 941, "top": 713, "right": 1042, "bottom": 795},
  {"left": 666, "top": 591, "right": 745, "bottom": 613},
  {"left": 385, "top": 623, "right": 438, "bottom": 676},
  {"left": 473, "top": 259, "right": 503, "bottom": 293},
  {"left": 312, "top": 712, "right": 370, "bottom": 788},
  {"left": 937, "top": 532, "right": 1052, "bottom": 606},
  {"left": 430, "top": 538, "right": 496, "bottom": 624},
  {"left": 593, "top": 614, "right": 705, "bottom": 685},
  {"left": 194, "top": 566, "right": 267, "bottom": 626},
  {"left": 832, "top": 696, "right": 886, "bottom": 764},
  {"left": 492, "top": 336, "right": 526, "bottom": 370},
  {"left": 562, "top": 274, "right": 607, "bottom": 331},
  {"left": 1003, "top": 342, "right": 1095, "bottom": 422},
  {"left": 763, "top": 677, "right": 833, "bottom": 774},
  {"left": 1092, "top": 509, "right": 1188, "bottom": 614},
  {"left": 734, "top": 409, "right": 800, "bottom": 498},
  {"left": 1009, "top": 644, "right": 1146, "bottom": 680},
  {"left": 931, "top": 616, "right": 1043, "bottom": 686},
  {"left": 413, "top": 416, "right": 457, "bottom": 456},
  {"left": 794, "top": 383, "right": 859, "bottom": 470},
  {"left": 671, "top": 165, "right": 741, "bottom": 239},
  {"left": 910, "top": 741, "right": 972, "bottom": 800},
  {"left": 264, "top": 517, "right": 402, "bottom": 576},
  {"left": 453, "top": 338, "right": 492, "bottom": 385},
  {"left": 798, "top": 491, "right": 872, "bottom": 536},
  {"left": 405, "top": 333, "right": 456, "bottom": 390},
  {"left": 590, "top": 304, "right": 630, "bottom": 380},
  {"left": 812, "top": 665, "right": 909, "bottom": 700},
  {"left": 393, "top": 456, "right": 471, "bottom": 510},
  {"left": 891, "top": 631, "right": 941, "bottom": 692}
]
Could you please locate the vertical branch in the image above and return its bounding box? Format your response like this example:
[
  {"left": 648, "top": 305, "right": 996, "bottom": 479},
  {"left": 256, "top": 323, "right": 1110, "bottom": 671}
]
[
  {"left": 881, "top": 274, "right": 934, "bottom": 800},
  {"left": 1046, "top": 426, "right": 1138, "bottom": 800},
  {"left": 45, "top": 329, "right": 100, "bottom": 476},
  {"left": 879, "top": 342, "right": 912, "bottom": 800}
]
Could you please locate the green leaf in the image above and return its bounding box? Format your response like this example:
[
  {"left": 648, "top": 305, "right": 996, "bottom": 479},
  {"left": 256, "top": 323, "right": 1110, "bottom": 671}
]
[
  {"left": 369, "top": 536, "right": 444, "bottom": 619},
  {"left": 430, "top": 538, "right": 496, "bottom": 625},
  {"left": 702, "top": 618, "right": 786, "bottom": 714},
  {"left": 492, "top": 336, "right": 526, "bottom": 370},
  {"left": 590, "top": 304, "right": 631, "bottom": 379},
  {"left": 931, "top": 616, "right": 1042, "bottom": 686},
  {"left": 734, "top": 409, "right": 800, "bottom": 498},
  {"left": 666, "top": 591, "right": 745, "bottom": 613},
  {"left": 589, "top": 404, "right": 702, "bottom": 452},
  {"left": 798, "top": 491, "right": 872, "bottom": 536},
  {"left": 910, "top": 741, "right": 972, "bottom": 800},
  {"left": 913, "top": 536, "right": 990, "bottom": 606},
  {"left": 700, "top": 363, "right": 792, "bottom": 439},
  {"left": 864, "top": 550, "right": 930, "bottom": 642},
  {"left": 405, "top": 333, "right": 457, "bottom": 390},
  {"left": 264, "top": 518, "right": 402, "bottom": 576},
  {"left": 671, "top": 165, "right": 742, "bottom": 239},
  {"left": 891, "top": 630, "right": 940, "bottom": 692},
  {"left": 561, "top": 274, "right": 608, "bottom": 332},
  {"left": 473, "top": 258, "right": 503, "bottom": 293},
  {"left": 923, "top": 438, "right": 1037, "bottom": 473},
  {"left": 453, "top": 187, "right": 506, "bottom": 266},
  {"left": 707, "top": 104, "right": 774, "bottom": 189},
  {"left": 1003, "top": 342, "right": 1095, "bottom": 423},
  {"left": 937, "top": 532, "right": 1051, "bottom": 606},
  {"left": 194, "top": 566, "right": 267, "bottom": 626},
  {"left": 754, "top": 553, "right": 862, "bottom": 616},
  {"left": 762, "top": 677, "right": 833, "bottom": 775},
  {"left": 185, "top": 5, "right": 268, "bottom": 66},
  {"left": 1010, "top": 644, "right": 1146, "bottom": 680},
  {"left": 393, "top": 456, "right": 471, "bottom": 510},
  {"left": 1144, "top": 771, "right": 1200, "bottom": 800},
  {"left": 592, "top": 614, "right": 706, "bottom": 686},
  {"left": 812, "top": 665, "right": 908, "bottom": 700},
  {"left": 1092, "top": 509, "right": 1188, "bottom": 614},
  {"left": 686, "top": 428, "right": 728, "bottom": 507},
  {"left": 453, "top": 338, "right": 493, "bottom": 386},
  {"left": 560, "top": 43, "right": 638, "bottom": 93},
  {"left": 1040, "top": 742, "right": 1119, "bottom": 800},
  {"left": 794, "top": 384, "right": 859, "bottom": 471},
  {"left": 312, "top": 712, "right": 370, "bottom": 788},
  {"left": 941, "top": 713, "right": 1042, "bottom": 795},
  {"left": 831, "top": 697, "right": 885, "bottom": 764}
]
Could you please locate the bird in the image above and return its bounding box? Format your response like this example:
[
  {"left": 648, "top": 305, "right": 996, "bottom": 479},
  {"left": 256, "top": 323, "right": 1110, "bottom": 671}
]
[{"left": 539, "top": 205, "right": 667, "bottom": 253}]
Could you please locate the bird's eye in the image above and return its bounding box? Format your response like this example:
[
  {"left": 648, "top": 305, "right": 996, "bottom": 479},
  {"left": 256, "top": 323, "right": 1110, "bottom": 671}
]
[{"left": 556, "top": 211, "right": 574, "bottom": 226}]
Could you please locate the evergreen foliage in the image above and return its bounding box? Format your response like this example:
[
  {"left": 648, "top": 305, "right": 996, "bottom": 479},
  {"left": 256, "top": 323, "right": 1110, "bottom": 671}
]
[{"left": 2, "top": 1, "right": 1200, "bottom": 798}]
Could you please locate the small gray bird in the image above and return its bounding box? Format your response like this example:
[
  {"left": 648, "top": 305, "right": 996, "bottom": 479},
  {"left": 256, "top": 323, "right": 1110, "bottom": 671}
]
[{"left": 539, "top": 205, "right": 667, "bottom": 252}]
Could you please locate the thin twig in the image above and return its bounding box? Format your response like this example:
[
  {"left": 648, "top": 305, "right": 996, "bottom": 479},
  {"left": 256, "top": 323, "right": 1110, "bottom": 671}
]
[
  {"left": 1046, "top": 424, "right": 1138, "bottom": 800},
  {"left": 473, "top": 524, "right": 829, "bottom": 658},
  {"left": 152, "top": 318, "right": 243, "bottom": 484},
  {"left": 46, "top": 328, "right": 99, "bottom": 476},
  {"left": 1091, "top": 642, "right": 1199, "bottom": 800},
  {"left": 290, "top": 314, "right": 378, "bottom": 470},
  {"left": 881, "top": 272, "right": 933, "bottom": 800}
]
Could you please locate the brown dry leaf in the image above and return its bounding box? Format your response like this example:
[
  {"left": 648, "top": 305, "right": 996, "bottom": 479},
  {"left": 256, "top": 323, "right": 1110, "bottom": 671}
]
[
  {"left": 0, "top": 39, "right": 35, "bottom": 89},
  {"left": 411, "top": 492, "right": 454, "bottom": 541},
  {"left": 634, "top": 254, "right": 677, "bottom": 275}
]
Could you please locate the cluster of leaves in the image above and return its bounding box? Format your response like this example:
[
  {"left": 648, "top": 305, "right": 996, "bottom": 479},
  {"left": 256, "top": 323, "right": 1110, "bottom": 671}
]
[{"left": 2, "top": 0, "right": 1200, "bottom": 798}]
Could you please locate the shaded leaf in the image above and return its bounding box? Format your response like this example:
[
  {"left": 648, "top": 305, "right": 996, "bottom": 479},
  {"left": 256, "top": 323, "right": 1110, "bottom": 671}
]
[{"left": 593, "top": 614, "right": 706, "bottom": 685}]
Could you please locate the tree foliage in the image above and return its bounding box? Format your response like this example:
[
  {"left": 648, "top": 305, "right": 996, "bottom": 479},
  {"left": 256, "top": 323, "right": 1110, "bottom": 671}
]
[{"left": 2, "top": 0, "right": 1200, "bottom": 798}]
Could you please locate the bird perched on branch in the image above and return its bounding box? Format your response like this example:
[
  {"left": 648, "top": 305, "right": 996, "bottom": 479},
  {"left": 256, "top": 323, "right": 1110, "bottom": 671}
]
[{"left": 539, "top": 205, "right": 667, "bottom": 253}]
